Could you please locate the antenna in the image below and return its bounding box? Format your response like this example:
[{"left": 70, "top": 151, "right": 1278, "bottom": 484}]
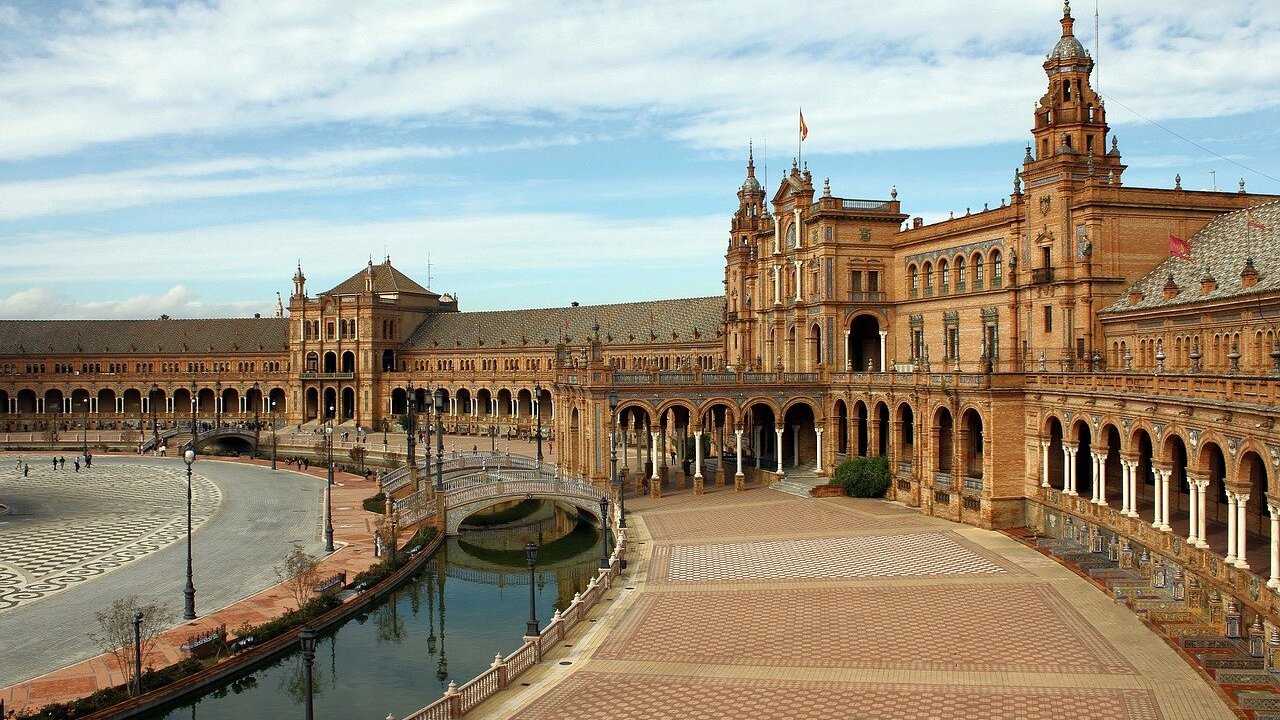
[
  {"left": 762, "top": 137, "right": 768, "bottom": 211},
  {"left": 1094, "top": 0, "right": 1100, "bottom": 94},
  {"left": 427, "top": 252, "right": 433, "bottom": 290},
  {"left": 1209, "top": 170, "right": 1217, "bottom": 192}
]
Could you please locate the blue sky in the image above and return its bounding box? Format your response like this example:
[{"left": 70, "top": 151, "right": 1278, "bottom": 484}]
[{"left": 0, "top": 0, "right": 1278, "bottom": 319}]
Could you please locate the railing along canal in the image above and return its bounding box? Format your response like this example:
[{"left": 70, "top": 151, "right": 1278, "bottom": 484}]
[{"left": 392, "top": 506, "right": 627, "bottom": 720}]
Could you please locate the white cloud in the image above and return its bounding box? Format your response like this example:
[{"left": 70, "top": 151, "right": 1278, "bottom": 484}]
[
  {"left": 0, "top": 285, "right": 267, "bottom": 319},
  {"left": 0, "top": 1, "right": 1276, "bottom": 161}
]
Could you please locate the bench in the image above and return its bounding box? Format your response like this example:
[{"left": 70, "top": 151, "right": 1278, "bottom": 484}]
[
  {"left": 180, "top": 624, "right": 226, "bottom": 658},
  {"left": 311, "top": 571, "right": 346, "bottom": 595}
]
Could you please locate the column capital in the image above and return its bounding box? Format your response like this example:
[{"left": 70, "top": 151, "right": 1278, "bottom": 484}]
[
  {"left": 814, "top": 427, "right": 824, "bottom": 435},
  {"left": 1062, "top": 441, "right": 1078, "bottom": 452},
  {"left": 1040, "top": 439, "right": 1050, "bottom": 449}
]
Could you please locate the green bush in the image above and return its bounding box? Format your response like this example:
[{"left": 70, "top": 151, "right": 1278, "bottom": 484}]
[
  {"left": 829, "top": 455, "right": 891, "bottom": 498},
  {"left": 362, "top": 492, "right": 386, "bottom": 514},
  {"left": 351, "top": 525, "right": 438, "bottom": 588}
]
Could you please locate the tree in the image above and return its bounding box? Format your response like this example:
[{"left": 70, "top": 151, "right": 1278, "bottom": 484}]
[
  {"left": 88, "top": 596, "right": 175, "bottom": 695},
  {"left": 830, "top": 455, "right": 891, "bottom": 498},
  {"left": 276, "top": 543, "right": 320, "bottom": 610},
  {"left": 349, "top": 445, "right": 366, "bottom": 473}
]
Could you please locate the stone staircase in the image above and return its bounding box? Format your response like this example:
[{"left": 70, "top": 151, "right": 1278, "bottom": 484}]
[
  {"left": 770, "top": 463, "right": 825, "bottom": 498},
  {"left": 1008, "top": 528, "right": 1280, "bottom": 718}
]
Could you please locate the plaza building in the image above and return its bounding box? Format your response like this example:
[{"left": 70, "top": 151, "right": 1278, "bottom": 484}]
[{"left": 4, "top": 1, "right": 1280, "bottom": 650}]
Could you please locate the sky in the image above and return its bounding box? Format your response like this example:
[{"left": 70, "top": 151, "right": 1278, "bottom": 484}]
[{"left": 0, "top": 0, "right": 1278, "bottom": 319}]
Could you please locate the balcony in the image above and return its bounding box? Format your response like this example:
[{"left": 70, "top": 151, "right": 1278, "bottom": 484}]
[
  {"left": 1031, "top": 267, "right": 1055, "bottom": 285},
  {"left": 300, "top": 372, "right": 355, "bottom": 380},
  {"left": 849, "top": 291, "right": 887, "bottom": 303}
]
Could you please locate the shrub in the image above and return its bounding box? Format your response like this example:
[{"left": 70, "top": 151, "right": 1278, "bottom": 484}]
[
  {"left": 362, "top": 492, "right": 387, "bottom": 514},
  {"left": 830, "top": 455, "right": 891, "bottom": 498}
]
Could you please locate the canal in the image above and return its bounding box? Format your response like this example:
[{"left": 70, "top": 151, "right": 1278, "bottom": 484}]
[{"left": 147, "top": 501, "right": 603, "bottom": 720}]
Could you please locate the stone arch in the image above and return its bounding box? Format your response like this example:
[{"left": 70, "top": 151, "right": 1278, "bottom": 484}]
[
  {"left": 268, "top": 387, "right": 287, "bottom": 417},
  {"left": 221, "top": 386, "right": 239, "bottom": 420},
  {"left": 743, "top": 401, "right": 779, "bottom": 470},
  {"left": 322, "top": 388, "right": 336, "bottom": 419},
  {"left": 960, "top": 407, "right": 984, "bottom": 479},
  {"left": 846, "top": 313, "right": 884, "bottom": 372},
  {"left": 896, "top": 401, "right": 915, "bottom": 467},
  {"left": 1099, "top": 422, "right": 1122, "bottom": 506},
  {"left": 1045, "top": 415, "right": 1065, "bottom": 489},
  {"left": 341, "top": 351, "right": 356, "bottom": 373},
  {"left": 781, "top": 400, "right": 819, "bottom": 469},
  {"left": 1195, "top": 439, "right": 1230, "bottom": 534},
  {"left": 456, "top": 388, "right": 473, "bottom": 416},
  {"left": 834, "top": 399, "right": 849, "bottom": 455},
  {"left": 933, "top": 405, "right": 954, "bottom": 476},
  {"left": 16, "top": 388, "right": 37, "bottom": 414},
  {"left": 1239, "top": 449, "right": 1270, "bottom": 537},
  {"left": 389, "top": 387, "right": 408, "bottom": 416},
  {"left": 196, "top": 387, "right": 216, "bottom": 419},
  {"left": 476, "top": 388, "right": 493, "bottom": 418},
  {"left": 341, "top": 386, "right": 355, "bottom": 421},
  {"left": 809, "top": 322, "right": 823, "bottom": 370},
  {"left": 853, "top": 399, "right": 869, "bottom": 456},
  {"left": 305, "top": 387, "right": 319, "bottom": 421},
  {"left": 323, "top": 351, "right": 337, "bottom": 374},
  {"left": 874, "top": 401, "right": 890, "bottom": 457}
]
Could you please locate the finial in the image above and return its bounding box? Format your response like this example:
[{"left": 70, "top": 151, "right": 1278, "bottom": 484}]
[
  {"left": 1024, "top": 144, "right": 1033, "bottom": 164},
  {"left": 1013, "top": 170, "right": 1023, "bottom": 194},
  {"left": 1174, "top": 173, "right": 1182, "bottom": 190},
  {"left": 1064, "top": 0, "right": 1071, "bottom": 17},
  {"left": 792, "top": 157, "right": 798, "bottom": 171},
  {"left": 890, "top": 184, "right": 898, "bottom": 200},
  {"left": 1240, "top": 178, "right": 1247, "bottom": 194},
  {"left": 822, "top": 177, "right": 831, "bottom": 197}
]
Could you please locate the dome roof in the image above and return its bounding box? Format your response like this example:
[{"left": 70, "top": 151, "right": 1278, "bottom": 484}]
[
  {"left": 1051, "top": 34, "right": 1087, "bottom": 61},
  {"left": 741, "top": 175, "right": 762, "bottom": 193}
]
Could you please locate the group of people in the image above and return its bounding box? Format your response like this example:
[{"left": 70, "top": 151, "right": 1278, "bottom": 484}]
[{"left": 10, "top": 451, "right": 91, "bottom": 476}]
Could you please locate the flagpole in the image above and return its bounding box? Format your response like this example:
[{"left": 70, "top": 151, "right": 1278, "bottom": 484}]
[{"left": 797, "top": 107, "right": 803, "bottom": 171}]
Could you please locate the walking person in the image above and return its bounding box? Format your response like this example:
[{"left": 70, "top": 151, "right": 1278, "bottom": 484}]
[
  {"left": 52, "top": 456, "right": 57, "bottom": 470},
  {"left": 73, "top": 459, "right": 80, "bottom": 472},
  {"left": 23, "top": 464, "right": 29, "bottom": 477}
]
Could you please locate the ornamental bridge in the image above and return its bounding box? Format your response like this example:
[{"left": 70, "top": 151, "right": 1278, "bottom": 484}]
[
  {"left": 384, "top": 452, "right": 608, "bottom": 536},
  {"left": 140, "top": 424, "right": 261, "bottom": 454}
]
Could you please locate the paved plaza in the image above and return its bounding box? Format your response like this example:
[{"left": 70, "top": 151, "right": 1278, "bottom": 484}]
[
  {"left": 478, "top": 487, "right": 1235, "bottom": 719},
  {"left": 0, "top": 455, "right": 326, "bottom": 688}
]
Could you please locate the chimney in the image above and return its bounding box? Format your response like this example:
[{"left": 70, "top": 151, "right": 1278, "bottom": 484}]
[
  {"left": 912, "top": 217, "right": 923, "bottom": 229},
  {"left": 1200, "top": 268, "right": 1216, "bottom": 295},
  {"left": 1128, "top": 287, "right": 1144, "bottom": 305},
  {"left": 1163, "top": 274, "right": 1179, "bottom": 300}
]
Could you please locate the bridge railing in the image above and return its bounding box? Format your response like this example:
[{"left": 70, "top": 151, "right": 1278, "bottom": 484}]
[
  {"left": 393, "top": 516, "right": 628, "bottom": 720},
  {"left": 384, "top": 452, "right": 540, "bottom": 496}
]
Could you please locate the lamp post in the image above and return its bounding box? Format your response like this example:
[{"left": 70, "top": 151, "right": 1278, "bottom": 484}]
[
  {"left": 182, "top": 449, "right": 197, "bottom": 619},
  {"left": 324, "top": 409, "right": 334, "bottom": 553},
  {"left": 533, "top": 382, "right": 543, "bottom": 466},
  {"left": 149, "top": 384, "right": 159, "bottom": 454},
  {"left": 525, "top": 543, "right": 539, "bottom": 636},
  {"left": 252, "top": 382, "right": 260, "bottom": 429},
  {"left": 214, "top": 380, "right": 221, "bottom": 429},
  {"left": 299, "top": 626, "right": 317, "bottom": 720},
  {"left": 132, "top": 611, "right": 143, "bottom": 697},
  {"left": 82, "top": 397, "right": 89, "bottom": 458},
  {"left": 389, "top": 515, "right": 398, "bottom": 566},
  {"left": 423, "top": 385, "right": 432, "bottom": 477},
  {"left": 608, "top": 390, "right": 625, "bottom": 529},
  {"left": 434, "top": 391, "right": 444, "bottom": 492},
  {"left": 599, "top": 495, "right": 611, "bottom": 569},
  {"left": 406, "top": 381, "right": 416, "bottom": 468},
  {"left": 270, "top": 400, "right": 278, "bottom": 470}
]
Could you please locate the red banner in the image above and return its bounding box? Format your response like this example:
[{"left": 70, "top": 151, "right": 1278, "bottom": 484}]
[{"left": 1168, "top": 235, "right": 1190, "bottom": 260}]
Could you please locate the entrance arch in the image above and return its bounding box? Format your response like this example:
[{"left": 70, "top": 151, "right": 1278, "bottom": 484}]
[
  {"left": 847, "top": 315, "right": 882, "bottom": 371},
  {"left": 781, "top": 401, "right": 818, "bottom": 469},
  {"left": 834, "top": 400, "right": 848, "bottom": 455},
  {"left": 322, "top": 388, "right": 336, "bottom": 419},
  {"left": 341, "top": 387, "right": 355, "bottom": 421}
]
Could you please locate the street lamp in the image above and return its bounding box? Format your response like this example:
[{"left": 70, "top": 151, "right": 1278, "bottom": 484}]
[
  {"left": 189, "top": 381, "right": 198, "bottom": 446},
  {"left": 214, "top": 380, "right": 221, "bottom": 429},
  {"left": 324, "top": 409, "right": 335, "bottom": 553},
  {"left": 406, "top": 380, "right": 416, "bottom": 467},
  {"left": 82, "top": 397, "right": 89, "bottom": 458},
  {"left": 434, "top": 390, "right": 444, "bottom": 492},
  {"left": 423, "top": 385, "right": 432, "bottom": 475},
  {"left": 525, "top": 543, "right": 539, "bottom": 636},
  {"left": 252, "top": 381, "right": 260, "bottom": 429},
  {"left": 599, "top": 495, "right": 611, "bottom": 569},
  {"left": 132, "top": 611, "right": 144, "bottom": 697},
  {"left": 389, "top": 515, "right": 398, "bottom": 566},
  {"left": 182, "top": 448, "right": 197, "bottom": 620},
  {"left": 608, "top": 391, "right": 625, "bottom": 530},
  {"left": 299, "top": 626, "right": 317, "bottom": 720},
  {"left": 149, "top": 384, "right": 159, "bottom": 453},
  {"left": 533, "top": 382, "right": 543, "bottom": 466},
  {"left": 270, "top": 400, "right": 278, "bottom": 470}
]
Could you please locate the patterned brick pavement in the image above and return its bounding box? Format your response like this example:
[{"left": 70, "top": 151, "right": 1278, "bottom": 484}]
[
  {"left": 642, "top": 497, "right": 896, "bottom": 542},
  {"left": 592, "top": 583, "right": 1135, "bottom": 675},
  {"left": 512, "top": 672, "right": 1163, "bottom": 720},
  {"left": 659, "top": 532, "right": 1007, "bottom": 583}
]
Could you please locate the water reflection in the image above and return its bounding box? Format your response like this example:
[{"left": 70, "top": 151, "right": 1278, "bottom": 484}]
[{"left": 147, "top": 511, "right": 600, "bottom": 720}]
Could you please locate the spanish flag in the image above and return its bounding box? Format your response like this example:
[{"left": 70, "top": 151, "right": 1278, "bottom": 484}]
[
  {"left": 799, "top": 110, "right": 808, "bottom": 142},
  {"left": 1168, "top": 235, "right": 1191, "bottom": 260},
  {"left": 1247, "top": 209, "right": 1270, "bottom": 232}
]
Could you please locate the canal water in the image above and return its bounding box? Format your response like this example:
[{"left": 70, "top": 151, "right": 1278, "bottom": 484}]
[{"left": 147, "top": 502, "right": 603, "bottom": 720}]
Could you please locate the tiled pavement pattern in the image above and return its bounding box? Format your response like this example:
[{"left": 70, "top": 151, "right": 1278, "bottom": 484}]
[
  {"left": 0, "top": 463, "right": 220, "bottom": 610},
  {"left": 662, "top": 532, "right": 1006, "bottom": 583},
  {"left": 489, "top": 486, "right": 1235, "bottom": 719},
  {"left": 513, "top": 673, "right": 1163, "bottom": 720}
]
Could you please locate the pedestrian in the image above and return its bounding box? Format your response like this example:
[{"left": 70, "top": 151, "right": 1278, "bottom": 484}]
[
  {"left": 302, "top": 457, "right": 308, "bottom": 470},
  {"left": 74, "top": 459, "right": 80, "bottom": 472},
  {"left": 23, "top": 464, "right": 29, "bottom": 477},
  {"left": 52, "top": 456, "right": 57, "bottom": 470},
  {"left": 59, "top": 456, "right": 65, "bottom": 469},
  {"left": 85, "top": 452, "right": 92, "bottom": 469},
  {"left": 642, "top": 477, "right": 649, "bottom": 495}
]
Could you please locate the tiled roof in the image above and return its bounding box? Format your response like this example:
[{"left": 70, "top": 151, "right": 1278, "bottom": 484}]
[
  {"left": 404, "top": 297, "right": 724, "bottom": 350},
  {"left": 1104, "top": 200, "right": 1280, "bottom": 314},
  {"left": 324, "top": 261, "right": 435, "bottom": 297},
  {"left": 0, "top": 318, "right": 289, "bottom": 355}
]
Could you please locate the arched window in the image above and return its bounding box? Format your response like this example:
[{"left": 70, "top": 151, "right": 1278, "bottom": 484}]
[
  {"left": 908, "top": 265, "right": 919, "bottom": 296},
  {"left": 973, "top": 253, "right": 985, "bottom": 289},
  {"left": 939, "top": 259, "right": 950, "bottom": 292},
  {"left": 955, "top": 256, "right": 966, "bottom": 290},
  {"left": 991, "top": 250, "right": 1003, "bottom": 288},
  {"left": 923, "top": 262, "right": 933, "bottom": 295}
]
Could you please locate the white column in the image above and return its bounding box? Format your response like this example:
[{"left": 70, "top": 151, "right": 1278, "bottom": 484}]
[
  {"left": 1151, "top": 469, "right": 1163, "bottom": 528},
  {"left": 737, "top": 425, "right": 747, "bottom": 476},
  {"left": 1187, "top": 479, "right": 1200, "bottom": 545},
  {"left": 775, "top": 427, "right": 784, "bottom": 473},
  {"left": 773, "top": 265, "right": 781, "bottom": 305},
  {"left": 844, "top": 330, "right": 851, "bottom": 370},
  {"left": 1089, "top": 453, "right": 1100, "bottom": 503},
  {"left": 1065, "top": 445, "right": 1078, "bottom": 495},
  {"left": 1226, "top": 492, "right": 1239, "bottom": 563},
  {"left": 794, "top": 260, "right": 803, "bottom": 300},
  {"left": 1120, "top": 461, "right": 1130, "bottom": 513},
  {"left": 1041, "top": 441, "right": 1050, "bottom": 488},
  {"left": 773, "top": 215, "right": 781, "bottom": 254},
  {"left": 878, "top": 330, "right": 887, "bottom": 372},
  {"left": 1096, "top": 453, "right": 1108, "bottom": 507},
  {"left": 1268, "top": 504, "right": 1280, "bottom": 589},
  {"left": 1192, "top": 479, "right": 1203, "bottom": 545},
  {"left": 650, "top": 432, "right": 660, "bottom": 480},
  {"left": 1236, "top": 493, "right": 1250, "bottom": 569},
  {"left": 1159, "top": 470, "right": 1172, "bottom": 531},
  {"left": 753, "top": 426, "right": 762, "bottom": 468},
  {"left": 793, "top": 208, "right": 802, "bottom": 248},
  {"left": 693, "top": 430, "right": 703, "bottom": 479},
  {"left": 815, "top": 428, "right": 824, "bottom": 474}
]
